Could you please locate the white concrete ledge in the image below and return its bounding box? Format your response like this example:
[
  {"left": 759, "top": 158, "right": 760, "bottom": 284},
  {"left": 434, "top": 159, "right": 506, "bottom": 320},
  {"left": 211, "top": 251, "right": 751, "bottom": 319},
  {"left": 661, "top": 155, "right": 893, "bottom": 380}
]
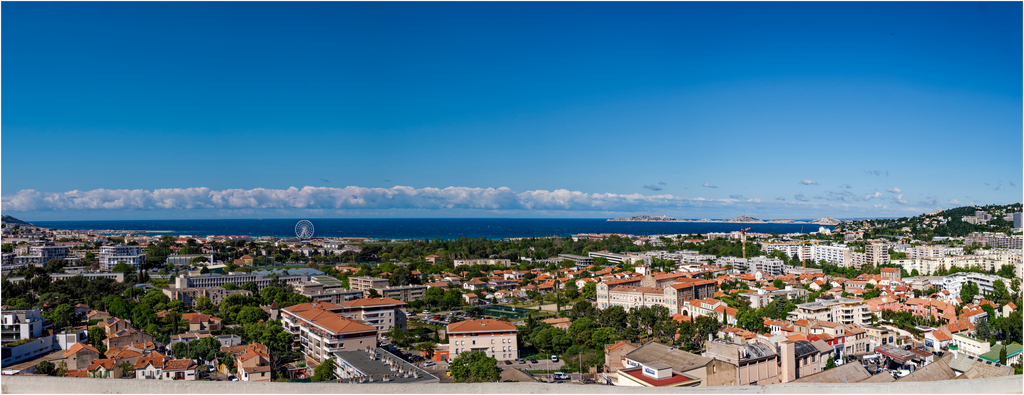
[{"left": 1, "top": 375, "right": 1022, "bottom": 394}]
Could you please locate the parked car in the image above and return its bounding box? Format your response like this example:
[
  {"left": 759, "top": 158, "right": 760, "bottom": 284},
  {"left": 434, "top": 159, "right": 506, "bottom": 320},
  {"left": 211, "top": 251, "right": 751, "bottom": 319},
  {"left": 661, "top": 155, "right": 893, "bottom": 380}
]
[
  {"left": 424, "top": 361, "right": 435, "bottom": 367},
  {"left": 553, "top": 372, "right": 570, "bottom": 380},
  {"left": 551, "top": 355, "right": 559, "bottom": 362},
  {"left": 228, "top": 375, "right": 238, "bottom": 382},
  {"left": 530, "top": 358, "right": 538, "bottom": 364},
  {"left": 518, "top": 359, "right": 526, "bottom": 364},
  {"left": 504, "top": 360, "right": 512, "bottom": 365},
  {"left": 422, "top": 309, "right": 430, "bottom": 314}
]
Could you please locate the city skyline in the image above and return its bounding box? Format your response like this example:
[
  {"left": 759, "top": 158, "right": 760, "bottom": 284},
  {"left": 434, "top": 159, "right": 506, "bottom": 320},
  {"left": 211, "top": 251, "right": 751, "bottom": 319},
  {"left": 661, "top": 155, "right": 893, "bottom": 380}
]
[{"left": 2, "top": 2, "right": 1021, "bottom": 221}]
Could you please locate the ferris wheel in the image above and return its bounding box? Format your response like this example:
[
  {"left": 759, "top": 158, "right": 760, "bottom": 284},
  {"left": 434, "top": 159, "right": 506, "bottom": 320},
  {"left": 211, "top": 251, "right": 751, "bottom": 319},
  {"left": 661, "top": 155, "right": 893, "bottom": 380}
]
[{"left": 295, "top": 220, "right": 315, "bottom": 238}]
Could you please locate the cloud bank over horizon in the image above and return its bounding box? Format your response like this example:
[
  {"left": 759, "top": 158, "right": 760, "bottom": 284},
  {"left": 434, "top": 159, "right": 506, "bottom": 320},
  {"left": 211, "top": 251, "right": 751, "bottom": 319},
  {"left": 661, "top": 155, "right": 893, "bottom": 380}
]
[{"left": 0, "top": 185, "right": 973, "bottom": 220}]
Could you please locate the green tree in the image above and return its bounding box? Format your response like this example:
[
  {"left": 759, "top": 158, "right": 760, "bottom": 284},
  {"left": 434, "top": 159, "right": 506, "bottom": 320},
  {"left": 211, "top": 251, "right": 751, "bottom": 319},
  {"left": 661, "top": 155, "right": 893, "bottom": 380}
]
[
  {"left": 449, "top": 351, "right": 500, "bottom": 383},
  {"left": 46, "top": 304, "right": 79, "bottom": 331},
  {"left": 88, "top": 326, "right": 107, "bottom": 348},
  {"left": 960, "top": 282, "right": 979, "bottom": 304},
  {"left": 36, "top": 360, "right": 56, "bottom": 376},
  {"left": 235, "top": 306, "right": 270, "bottom": 325},
  {"left": 772, "top": 279, "right": 785, "bottom": 289},
  {"left": 825, "top": 356, "right": 836, "bottom": 370},
  {"left": 311, "top": 358, "right": 337, "bottom": 382},
  {"left": 581, "top": 282, "right": 597, "bottom": 299},
  {"left": 999, "top": 345, "right": 1007, "bottom": 365}
]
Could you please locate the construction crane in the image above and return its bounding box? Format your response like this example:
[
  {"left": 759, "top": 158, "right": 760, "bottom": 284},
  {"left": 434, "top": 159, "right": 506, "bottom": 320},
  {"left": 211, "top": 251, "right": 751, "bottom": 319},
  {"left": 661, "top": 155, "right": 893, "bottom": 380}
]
[{"left": 740, "top": 228, "right": 751, "bottom": 259}]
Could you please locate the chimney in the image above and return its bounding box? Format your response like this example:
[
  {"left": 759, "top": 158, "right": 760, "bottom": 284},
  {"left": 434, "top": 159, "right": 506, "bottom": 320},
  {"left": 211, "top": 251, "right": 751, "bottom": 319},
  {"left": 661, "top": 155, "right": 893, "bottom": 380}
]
[{"left": 780, "top": 341, "right": 796, "bottom": 383}]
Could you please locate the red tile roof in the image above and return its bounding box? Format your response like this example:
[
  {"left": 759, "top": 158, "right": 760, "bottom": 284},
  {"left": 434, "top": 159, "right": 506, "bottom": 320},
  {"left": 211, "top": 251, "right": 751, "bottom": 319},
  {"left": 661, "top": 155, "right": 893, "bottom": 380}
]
[{"left": 447, "top": 318, "right": 516, "bottom": 333}]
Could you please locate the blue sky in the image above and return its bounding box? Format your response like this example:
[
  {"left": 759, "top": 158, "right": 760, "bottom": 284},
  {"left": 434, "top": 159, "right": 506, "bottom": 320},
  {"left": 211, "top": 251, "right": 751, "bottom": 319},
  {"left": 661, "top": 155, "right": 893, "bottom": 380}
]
[{"left": 2, "top": 2, "right": 1021, "bottom": 220}]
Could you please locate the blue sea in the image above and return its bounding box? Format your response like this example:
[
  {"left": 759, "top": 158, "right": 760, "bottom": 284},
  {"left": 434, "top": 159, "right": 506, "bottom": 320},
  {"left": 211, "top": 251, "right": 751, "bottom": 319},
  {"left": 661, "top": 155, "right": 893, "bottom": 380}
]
[{"left": 30, "top": 219, "right": 833, "bottom": 240}]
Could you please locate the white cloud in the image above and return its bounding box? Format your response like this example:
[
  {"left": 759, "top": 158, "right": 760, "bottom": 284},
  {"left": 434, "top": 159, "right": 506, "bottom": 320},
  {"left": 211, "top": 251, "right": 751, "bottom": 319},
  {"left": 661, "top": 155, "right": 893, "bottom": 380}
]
[
  {"left": 948, "top": 199, "right": 962, "bottom": 205},
  {"left": 886, "top": 187, "right": 902, "bottom": 194},
  {"left": 893, "top": 194, "right": 909, "bottom": 204},
  {"left": 864, "top": 191, "right": 884, "bottom": 200},
  {"left": 643, "top": 184, "right": 663, "bottom": 191},
  {"left": 841, "top": 183, "right": 852, "bottom": 189},
  {"left": 702, "top": 183, "right": 718, "bottom": 188},
  {"left": 800, "top": 180, "right": 818, "bottom": 185},
  {"left": 729, "top": 195, "right": 744, "bottom": 199},
  {"left": 0, "top": 186, "right": 755, "bottom": 213},
  {"left": 794, "top": 194, "right": 809, "bottom": 202}
]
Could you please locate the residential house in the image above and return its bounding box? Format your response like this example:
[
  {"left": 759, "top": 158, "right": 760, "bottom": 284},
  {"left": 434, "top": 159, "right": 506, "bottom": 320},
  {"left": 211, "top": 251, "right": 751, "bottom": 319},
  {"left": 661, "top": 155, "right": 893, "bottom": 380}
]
[
  {"left": 161, "top": 359, "right": 199, "bottom": 380},
  {"left": 134, "top": 352, "right": 171, "bottom": 379},
  {"left": 62, "top": 343, "right": 101, "bottom": 371}
]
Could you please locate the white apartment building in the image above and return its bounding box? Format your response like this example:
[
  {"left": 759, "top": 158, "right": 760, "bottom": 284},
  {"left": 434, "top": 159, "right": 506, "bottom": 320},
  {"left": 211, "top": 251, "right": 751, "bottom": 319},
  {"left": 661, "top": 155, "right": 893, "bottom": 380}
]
[
  {"left": 746, "top": 256, "right": 785, "bottom": 276},
  {"left": 894, "top": 255, "right": 1016, "bottom": 276},
  {"left": 1, "top": 309, "right": 49, "bottom": 345},
  {"left": 787, "top": 298, "right": 870, "bottom": 326},
  {"left": 99, "top": 245, "right": 147, "bottom": 271},
  {"left": 809, "top": 245, "right": 848, "bottom": 266},
  {"left": 942, "top": 272, "right": 1004, "bottom": 298},
  {"left": 587, "top": 251, "right": 630, "bottom": 264},
  {"left": 447, "top": 319, "right": 518, "bottom": 362},
  {"left": 11, "top": 245, "right": 77, "bottom": 267},
  {"left": 281, "top": 302, "right": 379, "bottom": 364}
]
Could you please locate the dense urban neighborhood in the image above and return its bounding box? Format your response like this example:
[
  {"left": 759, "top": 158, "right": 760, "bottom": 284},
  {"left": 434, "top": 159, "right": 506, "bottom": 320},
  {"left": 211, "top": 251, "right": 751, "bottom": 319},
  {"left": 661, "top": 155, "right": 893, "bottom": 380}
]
[{"left": 2, "top": 204, "right": 1022, "bottom": 388}]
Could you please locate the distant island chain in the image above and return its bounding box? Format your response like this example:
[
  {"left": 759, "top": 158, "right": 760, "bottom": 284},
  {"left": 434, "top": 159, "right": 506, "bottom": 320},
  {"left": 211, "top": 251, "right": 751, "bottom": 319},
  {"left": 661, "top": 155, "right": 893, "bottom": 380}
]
[{"left": 608, "top": 215, "right": 842, "bottom": 225}]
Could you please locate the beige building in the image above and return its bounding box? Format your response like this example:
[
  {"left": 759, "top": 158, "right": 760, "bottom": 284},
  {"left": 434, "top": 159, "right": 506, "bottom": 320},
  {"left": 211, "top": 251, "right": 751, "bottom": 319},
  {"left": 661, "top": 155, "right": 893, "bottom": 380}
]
[
  {"left": 950, "top": 334, "right": 990, "bottom": 357},
  {"left": 447, "top": 319, "right": 518, "bottom": 362},
  {"left": 337, "top": 297, "right": 408, "bottom": 334},
  {"left": 704, "top": 340, "right": 780, "bottom": 386},
  {"left": 373, "top": 284, "right": 427, "bottom": 302},
  {"left": 349, "top": 277, "right": 390, "bottom": 291}
]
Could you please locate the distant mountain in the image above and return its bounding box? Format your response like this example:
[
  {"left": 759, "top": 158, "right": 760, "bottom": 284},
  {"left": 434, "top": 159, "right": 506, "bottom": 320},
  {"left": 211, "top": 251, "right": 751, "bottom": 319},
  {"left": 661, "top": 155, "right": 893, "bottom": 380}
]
[
  {"left": 811, "top": 217, "right": 841, "bottom": 225},
  {"left": 1, "top": 215, "right": 32, "bottom": 226}
]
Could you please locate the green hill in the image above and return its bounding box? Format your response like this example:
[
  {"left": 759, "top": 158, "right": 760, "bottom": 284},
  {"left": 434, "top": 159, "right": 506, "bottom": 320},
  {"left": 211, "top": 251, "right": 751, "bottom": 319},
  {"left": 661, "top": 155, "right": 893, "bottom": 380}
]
[{"left": 836, "top": 203, "right": 1021, "bottom": 240}]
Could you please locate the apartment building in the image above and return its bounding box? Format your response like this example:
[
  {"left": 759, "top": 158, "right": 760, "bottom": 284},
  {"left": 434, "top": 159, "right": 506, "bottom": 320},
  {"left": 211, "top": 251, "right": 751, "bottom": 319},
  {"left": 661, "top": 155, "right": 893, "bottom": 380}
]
[
  {"left": 336, "top": 297, "right": 408, "bottom": 334},
  {"left": 1, "top": 309, "right": 49, "bottom": 345},
  {"left": 281, "top": 302, "right": 379, "bottom": 364},
  {"left": 745, "top": 256, "right": 785, "bottom": 276},
  {"left": 447, "top": 319, "right": 518, "bottom": 362},
  {"left": 557, "top": 254, "right": 594, "bottom": 268},
  {"left": 99, "top": 245, "right": 147, "bottom": 271},
  {"left": 943, "top": 272, "right": 1003, "bottom": 298},
  {"left": 12, "top": 245, "right": 79, "bottom": 267},
  {"left": 349, "top": 277, "right": 390, "bottom": 291},
  {"left": 373, "top": 284, "right": 427, "bottom": 302},
  {"left": 588, "top": 251, "right": 630, "bottom": 264},
  {"left": 788, "top": 298, "right": 869, "bottom": 326},
  {"left": 965, "top": 232, "right": 1023, "bottom": 249}
]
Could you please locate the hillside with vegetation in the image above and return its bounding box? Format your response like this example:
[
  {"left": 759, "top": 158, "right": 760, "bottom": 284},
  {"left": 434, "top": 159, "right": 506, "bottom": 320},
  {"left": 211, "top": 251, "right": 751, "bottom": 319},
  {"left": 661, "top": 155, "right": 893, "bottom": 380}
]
[{"left": 835, "top": 203, "right": 1021, "bottom": 241}]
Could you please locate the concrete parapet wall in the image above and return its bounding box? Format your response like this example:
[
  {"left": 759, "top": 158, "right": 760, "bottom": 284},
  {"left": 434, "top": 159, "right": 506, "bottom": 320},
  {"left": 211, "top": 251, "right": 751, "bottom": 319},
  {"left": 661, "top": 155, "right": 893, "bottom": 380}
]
[{"left": 1, "top": 375, "right": 1022, "bottom": 394}]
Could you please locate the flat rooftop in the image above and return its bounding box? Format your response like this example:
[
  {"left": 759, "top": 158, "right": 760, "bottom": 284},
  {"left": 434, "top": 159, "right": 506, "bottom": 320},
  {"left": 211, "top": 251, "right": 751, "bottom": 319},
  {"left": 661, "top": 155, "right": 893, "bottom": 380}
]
[{"left": 333, "top": 347, "right": 438, "bottom": 384}]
